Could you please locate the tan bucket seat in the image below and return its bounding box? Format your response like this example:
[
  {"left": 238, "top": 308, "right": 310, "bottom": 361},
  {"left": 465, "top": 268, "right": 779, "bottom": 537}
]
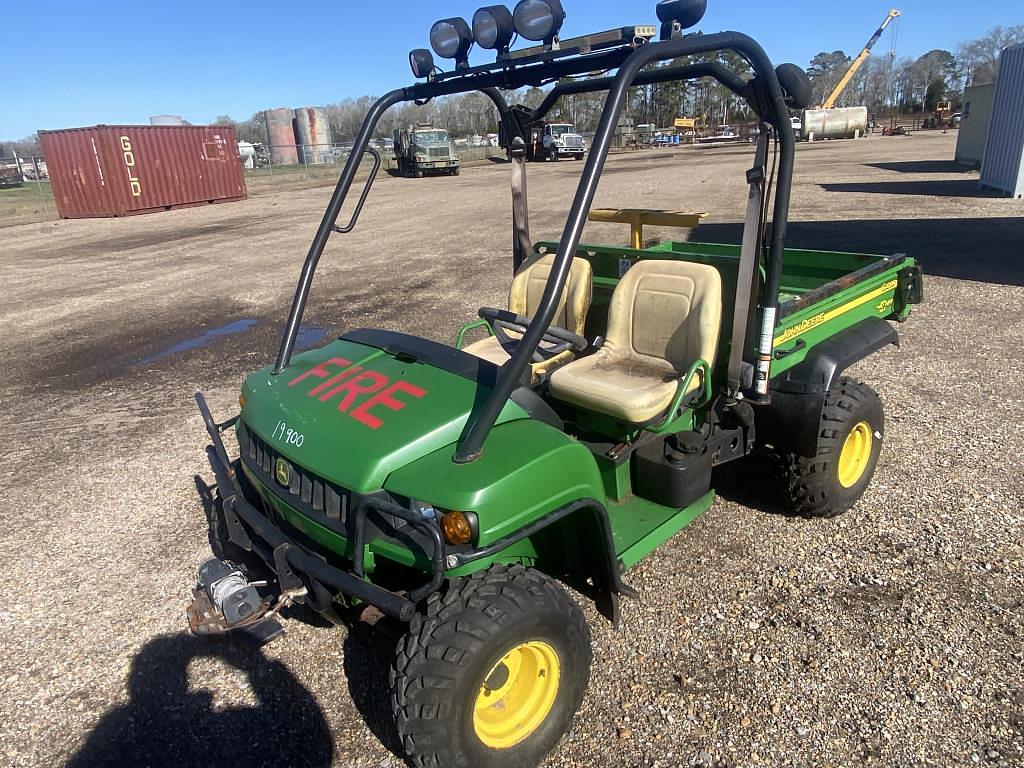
[
  {"left": 550, "top": 260, "right": 722, "bottom": 423},
  {"left": 464, "top": 254, "right": 592, "bottom": 378}
]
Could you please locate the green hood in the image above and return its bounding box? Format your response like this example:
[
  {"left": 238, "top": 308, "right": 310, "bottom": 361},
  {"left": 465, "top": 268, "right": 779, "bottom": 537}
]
[{"left": 239, "top": 334, "right": 526, "bottom": 494}]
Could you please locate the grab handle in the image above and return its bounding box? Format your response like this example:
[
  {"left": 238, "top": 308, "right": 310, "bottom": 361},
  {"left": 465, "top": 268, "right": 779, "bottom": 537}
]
[{"left": 332, "top": 147, "right": 381, "bottom": 234}]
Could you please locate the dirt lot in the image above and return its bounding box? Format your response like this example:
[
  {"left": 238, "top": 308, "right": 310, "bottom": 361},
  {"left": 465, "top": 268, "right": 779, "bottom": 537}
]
[{"left": 1, "top": 132, "right": 1021, "bottom": 768}]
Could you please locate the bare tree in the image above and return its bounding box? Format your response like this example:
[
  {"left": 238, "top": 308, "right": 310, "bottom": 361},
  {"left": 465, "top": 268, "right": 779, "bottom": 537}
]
[{"left": 958, "top": 25, "right": 1024, "bottom": 86}]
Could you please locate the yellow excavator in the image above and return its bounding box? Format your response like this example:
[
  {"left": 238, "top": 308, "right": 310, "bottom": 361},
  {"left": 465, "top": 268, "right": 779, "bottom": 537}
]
[{"left": 821, "top": 8, "right": 901, "bottom": 109}]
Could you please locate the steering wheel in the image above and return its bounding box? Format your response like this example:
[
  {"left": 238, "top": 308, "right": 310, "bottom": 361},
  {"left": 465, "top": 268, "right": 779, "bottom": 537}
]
[{"left": 478, "top": 307, "right": 588, "bottom": 364}]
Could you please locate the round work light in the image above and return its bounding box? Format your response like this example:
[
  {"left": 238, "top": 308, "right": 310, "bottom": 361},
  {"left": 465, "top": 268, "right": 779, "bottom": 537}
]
[
  {"left": 512, "top": 0, "right": 566, "bottom": 42},
  {"left": 430, "top": 17, "right": 474, "bottom": 62},
  {"left": 473, "top": 6, "right": 516, "bottom": 51},
  {"left": 775, "top": 63, "right": 812, "bottom": 110},
  {"left": 409, "top": 48, "right": 435, "bottom": 79},
  {"left": 656, "top": 0, "right": 708, "bottom": 30}
]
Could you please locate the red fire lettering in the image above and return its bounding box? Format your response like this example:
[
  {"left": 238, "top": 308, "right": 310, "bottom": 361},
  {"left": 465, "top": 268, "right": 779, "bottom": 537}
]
[
  {"left": 309, "top": 366, "right": 363, "bottom": 398},
  {"left": 350, "top": 381, "right": 428, "bottom": 430},
  {"left": 288, "top": 357, "right": 352, "bottom": 388},
  {"left": 320, "top": 371, "right": 390, "bottom": 412}
]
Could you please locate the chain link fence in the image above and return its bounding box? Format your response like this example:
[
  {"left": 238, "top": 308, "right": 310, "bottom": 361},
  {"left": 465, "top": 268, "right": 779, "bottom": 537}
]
[
  {"left": 0, "top": 156, "right": 55, "bottom": 227},
  {"left": 1, "top": 133, "right": 744, "bottom": 228}
]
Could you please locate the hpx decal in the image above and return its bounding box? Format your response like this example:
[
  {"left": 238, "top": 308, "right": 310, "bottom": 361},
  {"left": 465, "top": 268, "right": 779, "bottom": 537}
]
[{"left": 289, "top": 357, "right": 427, "bottom": 430}]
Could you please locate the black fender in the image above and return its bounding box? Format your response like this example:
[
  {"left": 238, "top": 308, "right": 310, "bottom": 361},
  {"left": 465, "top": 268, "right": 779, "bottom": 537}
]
[
  {"left": 448, "top": 498, "right": 638, "bottom": 628},
  {"left": 756, "top": 317, "right": 898, "bottom": 457}
]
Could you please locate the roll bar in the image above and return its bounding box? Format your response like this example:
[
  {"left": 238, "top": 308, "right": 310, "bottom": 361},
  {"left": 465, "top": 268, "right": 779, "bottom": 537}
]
[
  {"left": 271, "top": 31, "right": 796, "bottom": 466},
  {"left": 455, "top": 32, "right": 795, "bottom": 462}
]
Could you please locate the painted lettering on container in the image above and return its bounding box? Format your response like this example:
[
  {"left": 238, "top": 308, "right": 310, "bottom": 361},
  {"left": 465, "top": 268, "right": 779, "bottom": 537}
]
[{"left": 119, "top": 136, "right": 142, "bottom": 197}]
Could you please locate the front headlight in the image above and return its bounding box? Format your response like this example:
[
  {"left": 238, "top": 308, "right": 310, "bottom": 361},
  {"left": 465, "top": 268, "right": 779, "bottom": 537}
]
[
  {"left": 415, "top": 153, "right": 427, "bottom": 160},
  {"left": 410, "top": 500, "right": 478, "bottom": 546}
]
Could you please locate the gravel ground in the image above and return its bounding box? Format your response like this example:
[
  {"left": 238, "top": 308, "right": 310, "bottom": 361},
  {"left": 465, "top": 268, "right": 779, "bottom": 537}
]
[{"left": 0, "top": 132, "right": 1022, "bottom": 768}]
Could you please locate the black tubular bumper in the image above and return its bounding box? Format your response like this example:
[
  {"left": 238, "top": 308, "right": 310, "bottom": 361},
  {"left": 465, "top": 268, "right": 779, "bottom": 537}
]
[{"left": 196, "top": 393, "right": 441, "bottom": 623}]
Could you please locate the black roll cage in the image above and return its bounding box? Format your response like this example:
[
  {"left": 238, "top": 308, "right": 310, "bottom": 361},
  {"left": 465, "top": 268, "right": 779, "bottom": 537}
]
[{"left": 272, "top": 30, "right": 796, "bottom": 464}]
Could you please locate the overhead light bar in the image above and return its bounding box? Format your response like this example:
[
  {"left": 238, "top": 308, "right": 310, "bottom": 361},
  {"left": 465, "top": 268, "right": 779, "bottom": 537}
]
[
  {"left": 473, "top": 6, "right": 516, "bottom": 53},
  {"left": 430, "top": 17, "right": 474, "bottom": 68},
  {"left": 512, "top": 0, "right": 566, "bottom": 43},
  {"left": 509, "top": 25, "right": 655, "bottom": 60}
]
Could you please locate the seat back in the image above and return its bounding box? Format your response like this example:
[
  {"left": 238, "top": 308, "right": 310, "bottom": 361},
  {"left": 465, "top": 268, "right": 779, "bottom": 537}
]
[
  {"left": 508, "top": 254, "right": 592, "bottom": 336},
  {"left": 605, "top": 260, "right": 723, "bottom": 371}
]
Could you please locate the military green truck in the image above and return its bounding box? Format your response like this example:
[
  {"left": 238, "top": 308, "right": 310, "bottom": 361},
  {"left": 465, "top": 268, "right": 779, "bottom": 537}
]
[
  {"left": 189, "top": 2, "right": 923, "bottom": 767},
  {"left": 394, "top": 124, "right": 460, "bottom": 177}
]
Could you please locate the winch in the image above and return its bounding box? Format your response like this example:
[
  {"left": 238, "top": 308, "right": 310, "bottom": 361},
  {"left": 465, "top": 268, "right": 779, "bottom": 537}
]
[{"left": 186, "top": 559, "right": 287, "bottom": 644}]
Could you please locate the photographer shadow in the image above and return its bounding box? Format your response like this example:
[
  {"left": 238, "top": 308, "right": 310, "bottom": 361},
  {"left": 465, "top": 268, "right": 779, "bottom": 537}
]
[{"left": 65, "top": 633, "right": 333, "bottom": 768}]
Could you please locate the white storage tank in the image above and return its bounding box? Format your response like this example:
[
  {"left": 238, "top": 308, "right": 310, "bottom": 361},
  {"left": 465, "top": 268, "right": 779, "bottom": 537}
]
[
  {"left": 980, "top": 43, "right": 1024, "bottom": 198},
  {"left": 802, "top": 106, "right": 868, "bottom": 141}
]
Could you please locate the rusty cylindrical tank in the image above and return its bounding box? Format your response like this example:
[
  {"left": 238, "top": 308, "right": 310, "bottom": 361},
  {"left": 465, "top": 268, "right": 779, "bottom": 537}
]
[
  {"left": 265, "top": 108, "right": 299, "bottom": 165},
  {"left": 294, "top": 107, "right": 334, "bottom": 165}
]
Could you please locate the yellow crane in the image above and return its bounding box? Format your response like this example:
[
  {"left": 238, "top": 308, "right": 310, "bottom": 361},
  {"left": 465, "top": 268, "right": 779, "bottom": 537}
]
[{"left": 822, "top": 8, "right": 902, "bottom": 109}]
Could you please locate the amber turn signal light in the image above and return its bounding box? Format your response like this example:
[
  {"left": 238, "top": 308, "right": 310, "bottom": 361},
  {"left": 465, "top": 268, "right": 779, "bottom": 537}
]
[{"left": 441, "top": 511, "right": 474, "bottom": 546}]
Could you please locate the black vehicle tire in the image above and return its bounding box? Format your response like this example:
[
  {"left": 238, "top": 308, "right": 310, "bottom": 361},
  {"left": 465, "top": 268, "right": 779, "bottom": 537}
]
[
  {"left": 782, "top": 377, "right": 884, "bottom": 518},
  {"left": 414, "top": 169, "right": 424, "bottom": 178},
  {"left": 452, "top": 167, "right": 461, "bottom": 176},
  {"left": 391, "top": 565, "right": 591, "bottom": 768},
  {"left": 206, "top": 462, "right": 269, "bottom": 578}
]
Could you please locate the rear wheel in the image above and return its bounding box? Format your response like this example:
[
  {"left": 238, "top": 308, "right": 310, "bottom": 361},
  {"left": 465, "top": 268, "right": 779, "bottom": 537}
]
[
  {"left": 391, "top": 565, "right": 591, "bottom": 768},
  {"left": 782, "top": 377, "right": 884, "bottom": 518}
]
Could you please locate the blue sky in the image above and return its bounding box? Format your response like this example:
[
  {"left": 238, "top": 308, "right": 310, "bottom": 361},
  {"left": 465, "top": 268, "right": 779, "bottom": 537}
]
[{"left": 2, "top": 0, "right": 1018, "bottom": 139}]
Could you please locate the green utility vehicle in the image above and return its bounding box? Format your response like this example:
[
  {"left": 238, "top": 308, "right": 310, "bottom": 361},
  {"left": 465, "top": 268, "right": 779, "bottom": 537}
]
[
  {"left": 394, "top": 124, "right": 461, "bottom": 177},
  {"left": 190, "top": 2, "right": 923, "bottom": 767}
]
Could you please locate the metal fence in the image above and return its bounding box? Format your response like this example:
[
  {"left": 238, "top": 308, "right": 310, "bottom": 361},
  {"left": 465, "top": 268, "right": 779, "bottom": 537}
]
[
  {"left": 1, "top": 134, "right": 745, "bottom": 228},
  {"left": 0, "top": 156, "right": 54, "bottom": 227},
  {"left": 241, "top": 142, "right": 508, "bottom": 194}
]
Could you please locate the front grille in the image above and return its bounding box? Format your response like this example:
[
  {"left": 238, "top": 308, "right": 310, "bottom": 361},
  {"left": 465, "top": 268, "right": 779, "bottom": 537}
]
[
  {"left": 564, "top": 136, "right": 583, "bottom": 148},
  {"left": 429, "top": 146, "right": 450, "bottom": 159},
  {"left": 237, "top": 422, "right": 351, "bottom": 523}
]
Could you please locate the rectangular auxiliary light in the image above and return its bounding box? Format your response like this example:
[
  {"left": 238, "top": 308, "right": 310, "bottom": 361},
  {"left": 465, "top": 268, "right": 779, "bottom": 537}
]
[{"left": 509, "top": 25, "right": 657, "bottom": 60}]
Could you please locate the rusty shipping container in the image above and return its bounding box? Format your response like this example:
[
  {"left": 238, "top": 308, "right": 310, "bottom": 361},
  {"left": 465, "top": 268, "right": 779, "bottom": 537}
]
[{"left": 39, "top": 124, "right": 248, "bottom": 219}]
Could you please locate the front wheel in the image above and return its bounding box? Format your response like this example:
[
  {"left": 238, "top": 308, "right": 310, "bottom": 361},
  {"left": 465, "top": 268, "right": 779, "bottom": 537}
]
[
  {"left": 782, "top": 377, "right": 884, "bottom": 518},
  {"left": 390, "top": 565, "right": 591, "bottom": 768}
]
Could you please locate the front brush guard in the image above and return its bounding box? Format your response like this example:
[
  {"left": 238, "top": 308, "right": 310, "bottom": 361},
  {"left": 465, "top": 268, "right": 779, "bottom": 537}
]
[{"left": 196, "top": 393, "right": 445, "bottom": 623}]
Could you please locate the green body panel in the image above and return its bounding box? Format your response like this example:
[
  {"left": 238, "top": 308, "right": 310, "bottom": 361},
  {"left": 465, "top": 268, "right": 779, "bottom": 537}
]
[
  {"left": 385, "top": 419, "right": 605, "bottom": 546},
  {"left": 229, "top": 238, "right": 917, "bottom": 593},
  {"left": 239, "top": 337, "right": 527, "bottom": 494},
  {"left": 610, "top": 491, "right": 715, "bottom": 568}
]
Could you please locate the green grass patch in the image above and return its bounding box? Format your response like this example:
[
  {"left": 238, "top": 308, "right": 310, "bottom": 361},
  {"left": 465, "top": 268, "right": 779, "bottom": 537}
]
[{"left": 0, "top": 182, "right": 57, "bottom": 228}]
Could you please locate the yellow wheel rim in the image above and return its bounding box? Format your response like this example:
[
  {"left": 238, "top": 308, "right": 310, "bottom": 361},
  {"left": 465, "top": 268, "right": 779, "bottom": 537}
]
[
  {"left": 838, "top": 421, "right": 873, "bottom": 488},
  {"left": 473, "top": 641, "right": 560, "bottom": 750}
]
